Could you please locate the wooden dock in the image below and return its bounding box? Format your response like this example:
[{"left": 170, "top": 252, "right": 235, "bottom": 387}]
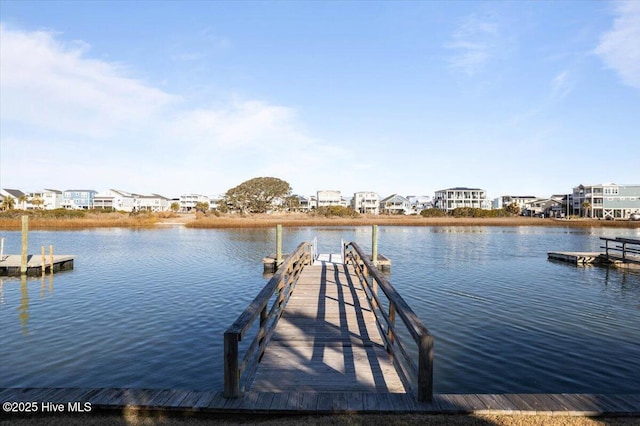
[
  {"left": 0, "top": 254, "right": 74, "bottom": 276},
  {"left": 547, "top": 251, "right": 601, "bottom": 265},
  {"left": 3, "top": 238, "right": 639, "bottom": 417},
  {"left": 250, "top": 258, "right": 404, "bottom": 393},
  {"left": 548, "top": 237, "right": 640, "bottom": 269},
  {"left": 1, "top": 387, "right": 639, "bottom": 415}
]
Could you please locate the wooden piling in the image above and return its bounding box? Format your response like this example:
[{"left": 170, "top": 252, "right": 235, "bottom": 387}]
[
  {"left": 49, "top": 245, "right": 54, "bottom": 272},
  {"left": 20, "top": 215, "right": 28, "bottom": 275},
  {"left": 41, "top": 246, "right": 46, "bottom": 275},
  {"left": 372, "top": 224, "right": 378, "bottom": 267},
  {"left": 276, "top": 224, "right": 283, "bottom": 267}
]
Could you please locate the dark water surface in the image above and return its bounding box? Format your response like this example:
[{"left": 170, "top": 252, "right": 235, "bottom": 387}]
[{"left": 1, "top": 226, "right": 638, "bottom": 394}]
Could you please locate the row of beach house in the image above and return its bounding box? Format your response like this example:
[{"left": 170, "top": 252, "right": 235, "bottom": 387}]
[{"left": 2, "top": 184, "right": 640, "bottom": 219}]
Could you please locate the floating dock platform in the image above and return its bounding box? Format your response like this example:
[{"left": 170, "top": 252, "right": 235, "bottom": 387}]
[
  {"left": 547, "top": 252, "right": 602, "bottom": 265},
  {"left": 0, "top": 254, "right": 75, "bottom": 276},
  {"left": 263, "top": 253, "right": 391, "bottom": 272}
]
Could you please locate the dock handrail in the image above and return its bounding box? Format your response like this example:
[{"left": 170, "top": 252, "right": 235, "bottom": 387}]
[
  {"left": 600, "top": 237, "right": 640, "bottom": 264},
  {"left": 343, "top": 241, "right": 434, "bottom": 402},
  {"left": 224, "top": 241, "right": 313, "bottom": 398}
]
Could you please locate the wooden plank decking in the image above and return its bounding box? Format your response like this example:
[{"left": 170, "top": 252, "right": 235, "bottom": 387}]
[
  {"left": 1, "top": 388, "right": 639, "bottom": 415},
  {"left": 250, "top": 258, "right": 405, "bottom": 393}
]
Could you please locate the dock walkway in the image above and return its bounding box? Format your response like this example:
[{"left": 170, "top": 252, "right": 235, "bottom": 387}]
[{"left": 250, "top": 256, "right": 405, "bottom": 393}]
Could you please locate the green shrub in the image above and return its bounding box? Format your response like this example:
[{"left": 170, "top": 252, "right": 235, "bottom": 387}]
[
  {"left": 420, "top": 208, "right": 447, "bottom": 217},
  {"left": 315, "top": 206, "right": 360, "bottom": 218}
]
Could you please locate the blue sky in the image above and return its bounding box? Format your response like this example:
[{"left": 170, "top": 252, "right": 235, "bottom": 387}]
[{"left": 1, "top": 1, "right": 638, "bottom": 200}]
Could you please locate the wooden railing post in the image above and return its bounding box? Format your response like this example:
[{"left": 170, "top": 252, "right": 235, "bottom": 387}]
[
  {"left": 387, "top": 303, "right": 396, "bottom": 344},
  {"left": 224, "top": 332, "right": 240, "bottom": 398},
  {"left": 276, "top": 224, "right": 283, "bottom": 267},
  {"left": 21, "top": 215, "right": 29, "bottom": 275},
  {"left": 418, "top": 333, "right": 434, "bottom": 402},
  {"left": 372, "top": 225, "right": 378, "bottom": 267}
]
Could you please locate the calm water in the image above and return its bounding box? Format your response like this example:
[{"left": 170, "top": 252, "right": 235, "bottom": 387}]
[{"left": 1, "top": 225, "right": 639, "bottom": 394}]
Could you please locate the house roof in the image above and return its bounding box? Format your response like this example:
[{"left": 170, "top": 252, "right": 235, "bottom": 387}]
[
  {"left": 44, "top": 189, "right": 63, "bottom": 194},
  {"left": 437, "top": 187, "right": 485, "bottom": 191},
  {"left": 2, "top": 189, "right": 26, "bottom": 198},
  {"left": 380, "top": 194, "right": 409, "bottom": 203}
]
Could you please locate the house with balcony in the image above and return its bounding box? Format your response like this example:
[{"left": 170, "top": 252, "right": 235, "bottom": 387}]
[
  {"left": 62, "top": 190, "right": 97, "bottom": 209},
  {"left": 136, "top": 194, "right": 171, "bottom": 212},
  {"left": 94, "top": 189, "right": 136, "bottom": 211},
  {"left": 316, "top": 190, "right": 342, "bottom": 209},
  {"left": 572, "top": 183, "right": 640, "bottom": 219},
  {"left": 434, "top": 187, "right": 487, "bottom": 212},
  {"left": 493, "top": 195, "right": 538, "bottom": 211},
  {"left": 179, "top": 194, "right": 210, "bottom": 212},
  {"left": 41, "top": 189, "right": 63, "bottom": 209},
  {"left": 407, "top": 195, "right": 432, "bottom": 214},
  {"left": 380, "top": 194, "right": 411, "bottom": 215},
  {"left": 352, "top": 192, "right": 379, "bottom": 214}
]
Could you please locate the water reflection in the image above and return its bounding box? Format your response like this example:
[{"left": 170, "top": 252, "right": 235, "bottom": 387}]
[
  {"left": 18, "top": 276, "right": 29, "bottom": 335},
  {"left": 40, "top": 273, "right": 54, "bottom": 299}
]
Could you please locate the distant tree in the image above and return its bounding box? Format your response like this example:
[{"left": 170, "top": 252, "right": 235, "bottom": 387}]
[
  {"left": 224, "top": 177, "right": 292, "bottom": 213},
  {"left": 170, "top": 202, "right": 180, "bottom": 212},
  {"left": 1, "top": 196, "right": 16, "bottom": 211},
  {"left": 582, "top": 201, "right": 592, "bottom": 218},
  {"left": 31, "top": 197, "right": 44, "bottom": 209},
  {"left": 505, "top": 202, "right": 520, "bottom": 215},
  {"left": 420, "top": 208, "right": 447, "bottom": 217},
  {"left": 316, "top": 206, "right": 359, "bottom": 218},
  {"left": 194, "top": 202, "right": 210, "bottom": 213},
  {"left": 18, "top": 195, "right": 28, "bottom": 210},
  {"left": 286, "top": 195, "right": 301, "bottom": 212}
]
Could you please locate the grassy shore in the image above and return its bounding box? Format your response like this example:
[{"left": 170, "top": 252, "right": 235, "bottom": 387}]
[
  {"left": 186, "top": 213, "right": 640, "bottom": 229},
  {"left": 0, "top": 211, "right": 168, "bottom": 230},
  {"left": 1, "top": 211, "right": 639, "bottom": 230}
]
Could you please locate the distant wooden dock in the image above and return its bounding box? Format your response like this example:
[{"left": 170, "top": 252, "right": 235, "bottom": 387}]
[
  {"left": 548, "top": 236, "right": 640, "bottom": 269},
  {"left": 0, "top": 254, "right": 74, "bottom": 276}
]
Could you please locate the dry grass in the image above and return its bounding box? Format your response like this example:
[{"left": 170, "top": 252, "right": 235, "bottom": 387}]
[
  {"left": 185, "top": 213, "right": 640, "bottom": 229},
  {"left": 0, "top": 212, "right": 159, "bottom": 230},
  {"left": 1, "top": 212, "right": 638, "bottom": 230}
]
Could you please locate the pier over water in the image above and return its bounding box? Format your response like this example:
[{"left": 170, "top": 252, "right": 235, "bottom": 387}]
[{"left": 2, "top": 232, "right": 639, "bottom": 416}]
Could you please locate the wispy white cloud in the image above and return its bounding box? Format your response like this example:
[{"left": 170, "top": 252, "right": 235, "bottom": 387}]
[
  {"left": 445, "top": 15, "right": 499, "bottom": 76},
  {"left": 551, "top": 70, "right": 573, "bottom": 99},
  {"left": 0, "top": 24, "right": 348, "bottom": 196},
  {"left": 595, "top": 1, "right": 640, "bottom": 90},
  {"left": 0, "top": 23, "right": 175, "bottom": 139}
]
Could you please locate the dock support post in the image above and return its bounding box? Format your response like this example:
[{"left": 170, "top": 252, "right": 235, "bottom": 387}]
[
  {"left": 224, "top": 332, "right": 240, "bottom": 398},
  {"left": 418, "top": 334, "right": 434, "bottom": 402},
  {"left": 41, "top": 246, "right": 46, "bottom": 275},
  {"left": 0, "top": 237, "right": 5, "bottom": 260},
  {"left": 372, "top": 224, "right": 378, "bottom": 267},
  {"left": 49, "top": 245, "right": 54, "bottom": 272},
  {"left": 20, "top": 215, "right": 29, "bottom": 275},
  {"left": 276, "top": 224, "right": 283, "bottom": 268}
]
